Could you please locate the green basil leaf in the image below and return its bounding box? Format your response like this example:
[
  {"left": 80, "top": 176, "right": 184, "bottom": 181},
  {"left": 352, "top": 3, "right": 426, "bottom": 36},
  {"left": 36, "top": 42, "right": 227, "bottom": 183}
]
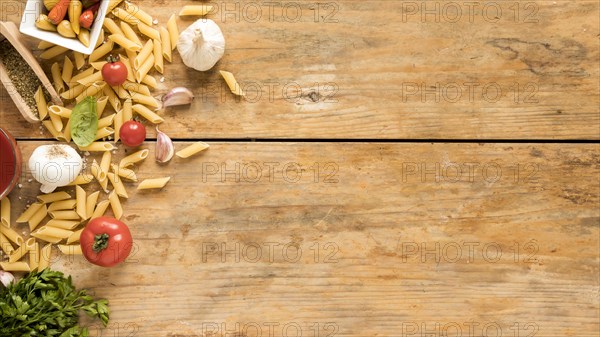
[{"left": 70, "top": 97, "right": 98, "bottom": 147}]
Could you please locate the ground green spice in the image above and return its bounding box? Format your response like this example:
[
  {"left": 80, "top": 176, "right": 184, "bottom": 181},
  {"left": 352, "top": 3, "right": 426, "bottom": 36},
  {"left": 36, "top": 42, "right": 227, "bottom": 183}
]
[{"left": 0, "top": 39, "right": 49, "bottom": 117}]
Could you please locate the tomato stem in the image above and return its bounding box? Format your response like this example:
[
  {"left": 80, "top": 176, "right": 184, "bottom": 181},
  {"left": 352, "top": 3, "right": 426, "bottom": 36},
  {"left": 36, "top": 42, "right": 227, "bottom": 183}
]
[{"left": 93, "top": 233, "right": 110, "bottom": 253}]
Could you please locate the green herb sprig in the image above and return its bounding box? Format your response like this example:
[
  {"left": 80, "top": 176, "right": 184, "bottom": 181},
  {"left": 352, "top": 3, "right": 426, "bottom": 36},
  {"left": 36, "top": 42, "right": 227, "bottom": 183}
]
[{"left": 0, "top": 269, "right": 109, "bottom": 337}]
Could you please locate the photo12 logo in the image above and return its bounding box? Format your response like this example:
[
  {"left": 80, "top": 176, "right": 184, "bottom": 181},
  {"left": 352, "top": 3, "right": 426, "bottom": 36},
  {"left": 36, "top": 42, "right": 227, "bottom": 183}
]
[
  {"left": 201, "top": 321, "right": 339, "bottom": 337},
  {"left": 397, "top": 240, "right": 539, "bottom": 264},
  {"left": 210, "top": 2, "right": 340, "bottom": 23},
  {"left": 199, "top": 161, "right": 339, "bottom": 184},
  {"left": 201, "top": 241, "right": 340, "bottom": 264},
  {"left": 400, "top": 2, "right": 539, "bottom": 23},
  {"left": 401, "top": 162, "right": 540, "bottom": 184},
  {"left": 401, "top": 82, "right": 539, "bottom": 104},
  {"left": 401, "top": 322, "right": 539, "bottom": 337}
]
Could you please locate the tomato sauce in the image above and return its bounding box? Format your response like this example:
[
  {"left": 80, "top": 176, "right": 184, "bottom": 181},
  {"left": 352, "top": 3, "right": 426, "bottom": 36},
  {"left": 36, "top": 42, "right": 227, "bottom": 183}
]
[{"left": 0, "top": 128, "right": 19, "bottom": 197}]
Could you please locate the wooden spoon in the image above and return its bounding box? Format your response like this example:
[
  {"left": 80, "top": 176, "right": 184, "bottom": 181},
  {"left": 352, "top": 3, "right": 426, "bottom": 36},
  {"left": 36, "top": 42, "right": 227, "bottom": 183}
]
[{"left": 0, "top": 21, "right": 62, "bottom": 123}]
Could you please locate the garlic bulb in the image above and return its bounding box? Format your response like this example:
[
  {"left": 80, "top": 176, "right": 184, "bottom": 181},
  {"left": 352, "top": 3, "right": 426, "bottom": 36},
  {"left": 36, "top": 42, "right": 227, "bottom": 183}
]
[
  {"left": 29, "top": 145, "right": 83, "bottom": 194},
  {"left": 0, "top": 270, "right": 14, "bottom": 288},
  {"left": 177, "top": 19, "right": 225, "bottom": 71}
]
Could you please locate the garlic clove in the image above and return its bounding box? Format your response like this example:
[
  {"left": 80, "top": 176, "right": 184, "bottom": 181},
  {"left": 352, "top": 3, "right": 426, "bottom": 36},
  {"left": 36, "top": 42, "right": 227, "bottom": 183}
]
[
  {"left": 162, "top": 87, "right": 194, "bottom": 107},
  {"left": 155, "top": 127, "right": 174, "bottom": 163},
  {"left": 0, "top": 270, "right": 15, "bottom": 288}
]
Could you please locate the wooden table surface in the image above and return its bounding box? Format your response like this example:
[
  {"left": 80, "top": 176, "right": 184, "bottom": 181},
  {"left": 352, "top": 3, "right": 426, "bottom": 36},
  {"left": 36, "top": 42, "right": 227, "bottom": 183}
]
[{"left": 1, "top": 1, "right": 599, "bottom": 337}]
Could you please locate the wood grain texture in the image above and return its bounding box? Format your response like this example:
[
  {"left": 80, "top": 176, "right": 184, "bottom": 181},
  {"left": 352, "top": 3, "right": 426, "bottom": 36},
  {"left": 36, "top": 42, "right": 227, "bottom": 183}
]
[
  {"left": 3, "top": 142, "right": 599, "bottom": 336},
  {"left": 1, "top": 1, "right": 599, "bottom": 140}
]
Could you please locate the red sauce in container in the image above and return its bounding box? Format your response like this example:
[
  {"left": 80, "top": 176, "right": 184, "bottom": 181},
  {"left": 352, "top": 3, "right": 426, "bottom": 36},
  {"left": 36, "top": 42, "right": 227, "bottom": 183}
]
[{"left": 0, "top": 127, "right": 21, "bottom": 199}]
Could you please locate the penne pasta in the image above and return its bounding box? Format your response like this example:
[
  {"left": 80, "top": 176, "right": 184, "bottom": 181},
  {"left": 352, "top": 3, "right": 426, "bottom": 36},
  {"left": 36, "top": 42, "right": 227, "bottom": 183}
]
[
  {"left": 60, "top": 84, "right": 85, "bottom": 100},
  {"left": 38, "top": 243, "right": 52, "bottom": 270},
  {"left": 125, "top": 2, "right": 153, "bottom": 26},
  {"left": 32, "top": 232, "right": 63, "bottom": 244},
  {"left": 57, "top": 244, "right": 83, "bottom": 255},
  {"left": 48, "top": 199, "right": 77, "bottom": 212},
  {"left": 103, "top": 17, "right": 124, "bottom": 36},
  {"left": 91, "top": 61, "right": 107, "bottom": 70},
  {"left": 34, "top": 86, "right": 49, "bottom": 120},
  {"left": 16, "top": 203, "right": 43, "bottom": 223},
  {"left": 67, "top": 229, "right": 83, "bottom": 244},
  {"left": 33, "top": 226, "right": 73, "bottom": 239},
  {"left": 111, "top": 163, "right": 137, "bottom": 182},
  {"left": 79, "top": 142, "right": 117, "bottom": 152},
  {"left": 134, "top": 40, "right": 154, "bottom": 69},
  {"left": 29, "top": 241, "right": 39, "bottom": 271},
  {"left": 137, "top": 177, "right": 171, "bottom": 190},
  {"left": 28, "top": 204, "right": 48, "bottom": 231},
  {"left": 159, "top": 27, "right": 172, "bottom": 62},
  {"left": 95, "top": 29, "right": 105, "bottom": 49},
  {"left": 91, "top": 200, "right": 110, "bottom": 220},
  {"left": 48, "top": 110, "right": 63, "bottom": 132},
  {"left": 77, "top": 71, "right": 103, "bottom": 86},
  {"left": 8, "top": 240, "right": 29, "bottom": 263},
  {"left": 38, "top": 192, "right": 71, "bottom": 204},
  {"left": 120, "top": 149, "right": 149, "bottom": 168},
  {"left": 108, "top": 34, "right": 142, "bottom": 52},
  {"left": 97, "top": 96, "right": 109, "bottom": 117},
  {"left": 75, "top": 186, "right": 87, "bottom": 219},
  {"left": 153, "top": 38, "right": 164, "bottom": 73},
  {"left": 38, "top": 40, "right": 55, "bottom": 49},
  {"left": 132, "top": 103, "right": 164, "bottom": 124},
  {"left": 59, "top": 118, "right": 71, "bottom": 143},
  {"left": 0, "top": 197, "right": 10, "bottom": 227},
  {"left": 137, "top": 22, "right": 160, "bottom": 41},
  {"left": 120, "top": 21, "right": 142, "bottom": 47},
  {"left": 108, "top": 191, "right": 123, "bottom": 219},
  {"left": 179, "top": 5, "right": 213, "bottom": 16},
  {"left": 73, "top": 51, "right": 86, "bottom": 69},
  {"left": 131, "top": 93, "right": 160, "bottom": 108},
  {"left": 121, "top": 54, "right": 136, "bottom": 82},
  {"left": 114, "top": 109, "right": 123, "bottom": 143},
  {"left": 113, "top": 84, "right": 131, "bottom": 99},
  {"left": 91, "top": 159, "right": 109, "bottom": 192},
  {"left": 0, "top": 262, "right": 30, "bottom": 272},
  {"left": 103, "top": 85, "right": 122, "bottom": 111},
  {"left": 40, "top": 46, "right": 69, "bottom": 60},
  {"left": 75, "top": 81, "right": 105, "bottom": 102},
  {"left": 48, "top": 105, "right": 72, "bottom": 118},
  {"left": 123, "top": 81, "right": 151, "bottom": 97},
  {"left": 100, "top": 151, "right": 112, "bottom": 175},
  {"left": 141, "top": 75, "right": 158, "bottom": 89},
  {"left": 107, "top": 173, "right": 129, "bottom": 198},
  {"left": 220, "top": 70, "right": 246, "bottom": 96},
  {"left": 135, "top": 54, "right": 155, "bottom": 83},
  {"left": 0, "top": 231, "right": 14, "bottom": 255},
  {"left": 94, "top": 127, "right": 115, "bottom": 140},
  {"left": 176, "top": 142, "right": 210, "bottom": 158},
  {"left": 42, "top": 120, "right": 61, "bottom": 139},
  {"left": 67, "top": 173, "right": 95, "bottom": 186},
  {"left": 62, "top": 56, "right": 74, "bottom": 86},
  {"left": 166, "top": 14, "right": 178, "bottom": 51},
  {"left": 98, "top": 113, "right": 116, "bottom": 129},
  {"left": 71, "top": 67, "right": 94, "bottom": 83},
  {"left": 122, "top": 98, "right": 133, "bottom": 121},
  {"left": 51, "top": 62, "right": 65, "bottom": 94},
  {"left": 86, "top": 191, "right": 100, "bottom": 219},
  {"left": 49, "top": 210, "right": 80, "bottom": 220},
  {"left": 89, "top": 40, "right": 115, "bottom": 63},
  {"left": 107, "top": 0, "right": 124, "bottom": 13},
  {"left": 47, "top": 219, "right": 81, "bottom": 230},
  {"left": 113, "top": 7, "right": 140, "bottom": 25}
]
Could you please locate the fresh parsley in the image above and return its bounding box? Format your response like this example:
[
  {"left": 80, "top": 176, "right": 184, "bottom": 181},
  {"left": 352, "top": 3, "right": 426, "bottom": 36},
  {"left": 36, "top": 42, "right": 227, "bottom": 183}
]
[{"left": 0, "top": 269, "right": 109, "bottom": 337}]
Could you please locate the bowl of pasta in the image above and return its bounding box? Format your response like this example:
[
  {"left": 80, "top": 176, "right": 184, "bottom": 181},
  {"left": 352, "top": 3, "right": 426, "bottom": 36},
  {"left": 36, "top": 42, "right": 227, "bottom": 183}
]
[
  {"left": 19, "top": 0, "right": 110, "bottom": 55},
  {"left": 0, "top": 128, "right": 22, "bottom": 201}
]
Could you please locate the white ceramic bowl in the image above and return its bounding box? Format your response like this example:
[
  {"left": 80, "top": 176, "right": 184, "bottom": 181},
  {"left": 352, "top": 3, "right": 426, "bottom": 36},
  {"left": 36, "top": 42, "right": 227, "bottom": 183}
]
[{"left": 19, "top": 0, "right": 110, "bottom": 55}]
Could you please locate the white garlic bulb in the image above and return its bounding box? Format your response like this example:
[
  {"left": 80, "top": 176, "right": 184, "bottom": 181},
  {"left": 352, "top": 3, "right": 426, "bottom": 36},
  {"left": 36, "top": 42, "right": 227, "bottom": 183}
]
[
  {"left": 177, "top": 19, "right": 225, "bottom": 71},
  {"left": 29, "top": 144, "right": 83, "bottom": 193}
]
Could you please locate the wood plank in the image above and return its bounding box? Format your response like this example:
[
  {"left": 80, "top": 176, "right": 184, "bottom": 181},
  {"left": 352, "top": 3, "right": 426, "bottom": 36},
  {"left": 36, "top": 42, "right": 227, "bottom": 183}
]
[
  {"left": 1, "top": 1, "right": 599, "bottom": 140},
  {"left": 4, "top": 142, "right": 599, "bottom": 336}
]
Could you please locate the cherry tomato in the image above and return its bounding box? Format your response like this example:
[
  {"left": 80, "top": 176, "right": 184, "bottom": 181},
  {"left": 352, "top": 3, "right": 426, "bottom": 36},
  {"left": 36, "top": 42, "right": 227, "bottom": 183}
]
[
  {"left": 120, "top": 121, "right": 146, "bottom": 147},
  {"left": 101, "top": 55, "right": 127, "bottom": 86},
  {"left": 80, "top": 217, "right": 133, "bottom": 267}
]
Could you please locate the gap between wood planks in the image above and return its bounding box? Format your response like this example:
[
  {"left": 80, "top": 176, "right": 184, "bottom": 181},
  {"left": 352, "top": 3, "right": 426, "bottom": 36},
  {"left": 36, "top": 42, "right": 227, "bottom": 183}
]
[{"left": 15, "top": 138, "right": 600, "bottom": 144}]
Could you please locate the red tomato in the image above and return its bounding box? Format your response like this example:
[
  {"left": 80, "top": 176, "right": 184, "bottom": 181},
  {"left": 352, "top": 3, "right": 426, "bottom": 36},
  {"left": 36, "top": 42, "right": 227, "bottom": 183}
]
[
  {"left": 80, "top": 217, "right": 133, "bottom": 267},
  {"left": 120, "top": 121, "right": 146, "bottom": 147},
  {"left": 101, "top": 55, "right": 127, "bottom": 86}
]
